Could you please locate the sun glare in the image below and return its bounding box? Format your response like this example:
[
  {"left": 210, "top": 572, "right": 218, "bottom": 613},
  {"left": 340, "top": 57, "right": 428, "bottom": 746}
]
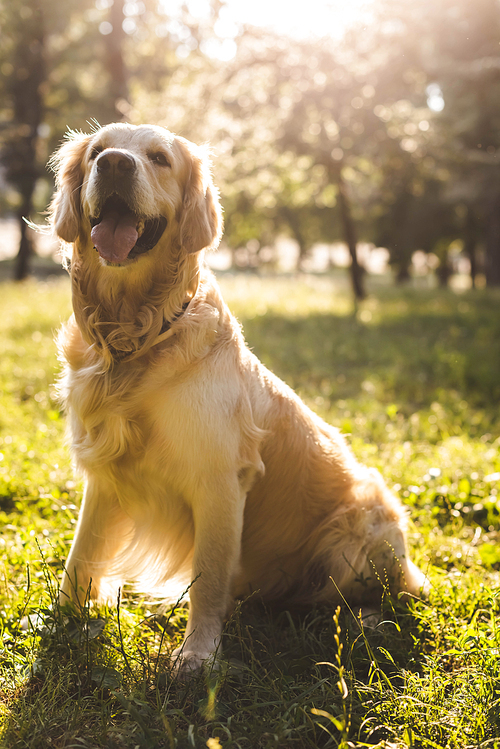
[
  {"left": 160, "top": 0, "right": 373, "bottom": 60},
  {"left": 219, "top": 0, "right": 372, "bottom": 41}
]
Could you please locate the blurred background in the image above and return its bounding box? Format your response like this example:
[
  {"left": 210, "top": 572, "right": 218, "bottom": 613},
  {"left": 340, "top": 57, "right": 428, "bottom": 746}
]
[{"left": 1, "top": 0, "right": 500, "bottom": 296}]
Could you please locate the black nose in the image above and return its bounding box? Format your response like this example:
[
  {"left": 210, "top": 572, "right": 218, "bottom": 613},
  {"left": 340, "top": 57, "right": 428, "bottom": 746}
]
[{"left": 96, "top": 149, "right": 136, "bottom": 177}]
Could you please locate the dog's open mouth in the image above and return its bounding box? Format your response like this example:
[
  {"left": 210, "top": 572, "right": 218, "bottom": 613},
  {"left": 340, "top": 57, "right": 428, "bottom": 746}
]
[{"left": 90, "top": 196, "right": 167, "bottom": 264}]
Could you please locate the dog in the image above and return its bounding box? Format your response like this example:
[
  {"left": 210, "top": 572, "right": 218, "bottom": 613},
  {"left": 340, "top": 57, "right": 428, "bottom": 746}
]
[{"left": 49, "top": 123, "right": 427, "bottom": 673}]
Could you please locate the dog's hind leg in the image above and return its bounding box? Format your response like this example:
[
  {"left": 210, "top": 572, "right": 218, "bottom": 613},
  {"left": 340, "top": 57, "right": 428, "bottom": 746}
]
[{"left": 304, "top": 468, "right": 429, "bottom": 606}]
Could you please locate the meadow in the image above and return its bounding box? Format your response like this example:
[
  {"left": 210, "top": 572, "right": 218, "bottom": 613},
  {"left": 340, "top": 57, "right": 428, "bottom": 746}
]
[{"left": 0, "top": 269, "right": 499, "bottom": 748}]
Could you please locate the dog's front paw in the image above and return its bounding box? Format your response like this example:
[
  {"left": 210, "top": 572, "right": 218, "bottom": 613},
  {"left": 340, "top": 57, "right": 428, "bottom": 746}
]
[{"left": 171, "top": 645, "right": 219, "bottom": 678}]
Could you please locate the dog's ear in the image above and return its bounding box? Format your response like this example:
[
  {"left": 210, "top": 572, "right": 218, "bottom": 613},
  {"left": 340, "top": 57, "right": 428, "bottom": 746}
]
[
  {"left": 178, "top": 140, "right": 223, "bottom": 254},
  {"left": 49, "top": 132, "right": 91, "bottom": 243}
]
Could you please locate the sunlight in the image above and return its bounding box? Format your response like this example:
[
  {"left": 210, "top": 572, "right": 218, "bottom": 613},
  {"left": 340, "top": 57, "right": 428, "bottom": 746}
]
[
  {"left": 426, "top": 82, "right": 445, "bottom": 112},
  {"left": 219, "top": 0, "right": 373, "bottom": 41},
  {"left": 160, "top": 0, "right": 373, "bottom": 55}
]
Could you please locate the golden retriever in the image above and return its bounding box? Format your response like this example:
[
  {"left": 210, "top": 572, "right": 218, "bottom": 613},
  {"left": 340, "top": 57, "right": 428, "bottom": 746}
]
[{"left": 50, "top": 123, "right": 427, "bottom": 674}]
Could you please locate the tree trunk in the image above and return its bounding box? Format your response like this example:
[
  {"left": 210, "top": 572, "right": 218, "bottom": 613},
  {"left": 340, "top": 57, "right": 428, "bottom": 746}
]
[
  {"left": 436, "top": 248, "right": 452, "bottom": 288},
  {"left": 395, "top": 260, "right": 411, "bottom": 284},
  {"left": 14, "top": 206, "right": 34, "bottom": 282},
  {"left": 8, "top": 0, "right": 45, "bottom": 280},
  {"left": 463, "top": 206, "right": 478, "bottom": 288},
  {"left": 107, "top": 0, "right": 129, "bottom": 120},
  {"left": 334, "top": 166, "right": 366, "bottom": 300},
  {"left": 281, "top": 207, "right": 310, "bottom": 271}
]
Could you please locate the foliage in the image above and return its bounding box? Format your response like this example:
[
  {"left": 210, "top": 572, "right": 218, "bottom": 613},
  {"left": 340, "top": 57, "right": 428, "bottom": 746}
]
[
  {"left": 2, "top": 0, "right": 500, "bottom": 285},
  {"left": 0, "top": 273, "right": 499, "bottom": 747}
]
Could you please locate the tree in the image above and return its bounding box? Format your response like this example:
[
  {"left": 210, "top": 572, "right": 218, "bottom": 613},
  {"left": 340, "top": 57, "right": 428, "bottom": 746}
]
[
  {"left": 0, "top": 0, "right": 113, "bottom": 277},
  {"left": 427, "top": 0, "right": 500, "bottom": 286},
  {"left": 372, "top": 0, "right": 500, "bottom": 285},
  {"left": 0, "top": 0, "right": 158, "bottom": 277},
  {"left": 1, "top": 0, "right": 45, "bottom": 280}
]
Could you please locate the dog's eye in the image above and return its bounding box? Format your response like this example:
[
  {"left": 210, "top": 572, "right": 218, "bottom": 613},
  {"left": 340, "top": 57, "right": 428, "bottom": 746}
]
[
  {"left": 148, "top": 152, "right": 171, "bottom": 167},
  {"left": 89, "top": 145, "right": 103, "bottom": 161}
]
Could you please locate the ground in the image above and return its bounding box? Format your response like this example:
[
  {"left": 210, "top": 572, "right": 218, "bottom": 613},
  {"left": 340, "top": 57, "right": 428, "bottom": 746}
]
[{"left": 0, "top": 270, "right": 499, "bottom": 748}]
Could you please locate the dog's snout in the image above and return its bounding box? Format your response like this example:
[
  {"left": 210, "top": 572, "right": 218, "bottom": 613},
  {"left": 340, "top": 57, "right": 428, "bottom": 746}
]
[{"left": 96, "top": 149, "right": 136, "bottom": 177}]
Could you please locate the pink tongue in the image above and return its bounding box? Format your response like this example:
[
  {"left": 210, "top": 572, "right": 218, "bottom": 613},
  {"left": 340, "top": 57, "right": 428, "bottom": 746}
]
[{"left": 91, "top": 209, "right": 138, "bottom": 263}]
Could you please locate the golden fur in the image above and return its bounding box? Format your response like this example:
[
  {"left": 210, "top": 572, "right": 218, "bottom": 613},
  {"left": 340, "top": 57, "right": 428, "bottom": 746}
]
[{"left": 51, "top": 123, "right": 427, "bottom": 673}]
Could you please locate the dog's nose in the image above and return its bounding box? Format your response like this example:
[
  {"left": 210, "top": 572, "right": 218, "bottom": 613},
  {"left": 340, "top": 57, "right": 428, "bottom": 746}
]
[{"left": 96, "top": 149, "right": 136, "bottom": 177}]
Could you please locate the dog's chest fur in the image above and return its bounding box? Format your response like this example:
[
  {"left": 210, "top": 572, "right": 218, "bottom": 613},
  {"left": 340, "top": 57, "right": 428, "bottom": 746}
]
[{"left": 60, "top": 308, "right": 265, "bottom": 513}]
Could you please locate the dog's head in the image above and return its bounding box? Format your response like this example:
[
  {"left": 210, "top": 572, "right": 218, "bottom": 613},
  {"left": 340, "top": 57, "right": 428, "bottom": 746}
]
[{"left": 50, "top": 123, "right": 223, "bottom": 266}]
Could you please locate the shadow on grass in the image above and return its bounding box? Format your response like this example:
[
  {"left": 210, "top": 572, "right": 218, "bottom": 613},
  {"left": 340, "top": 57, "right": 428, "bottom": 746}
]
[
  {"left": 1, "top": 274, "right": 499, "bottom": 746},
  {"left": 2, "top": 595, "right": 430, "bottom": 749},
  {"left": 239, "top": 288, "right": 500, "bottom": 415},
  {"left": 3, "top": 260, "right": 499, "bottom": 414}
]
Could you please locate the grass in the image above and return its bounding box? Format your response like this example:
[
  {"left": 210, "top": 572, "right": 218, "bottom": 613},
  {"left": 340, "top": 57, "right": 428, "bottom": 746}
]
[{"left": 0, "top": 268, "right": 500, "bottom": 748}]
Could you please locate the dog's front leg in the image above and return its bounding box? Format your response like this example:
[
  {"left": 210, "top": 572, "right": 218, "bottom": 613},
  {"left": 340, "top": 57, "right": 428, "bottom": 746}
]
[
  {"left": 60, "top": 476, "right": 132, "bottom": 607},
  {"left": 172, "top": 476, "right": 245, "bottom": 675}
]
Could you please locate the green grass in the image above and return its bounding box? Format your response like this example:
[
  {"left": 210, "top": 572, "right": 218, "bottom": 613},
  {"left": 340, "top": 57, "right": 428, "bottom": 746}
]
[{"left": 1, "top": 270, "right": 500, "bottom": 748}]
